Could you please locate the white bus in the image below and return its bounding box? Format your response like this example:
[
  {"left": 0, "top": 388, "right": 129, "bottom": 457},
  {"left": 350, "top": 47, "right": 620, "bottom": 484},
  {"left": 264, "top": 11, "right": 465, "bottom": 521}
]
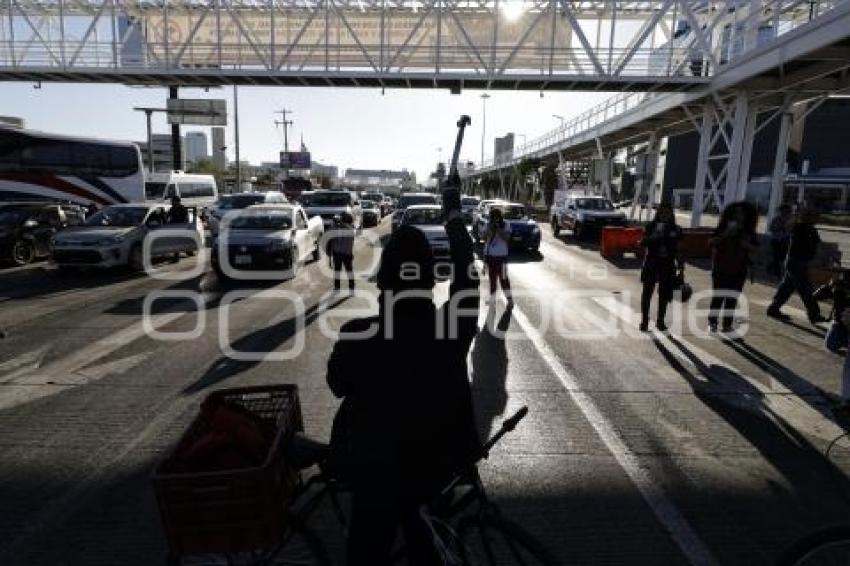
[
  {"left": 0, "top": 125, "right": 145, "bottom": 205},
  {"left": 145, "top": 171, "right": 218, "bottom": 218}
]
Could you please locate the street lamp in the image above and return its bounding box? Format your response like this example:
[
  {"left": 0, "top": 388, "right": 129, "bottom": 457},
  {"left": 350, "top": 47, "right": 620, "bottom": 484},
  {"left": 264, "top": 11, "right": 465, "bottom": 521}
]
[{"left": 480, "top": 93, "right": 491, "bottom": 167}]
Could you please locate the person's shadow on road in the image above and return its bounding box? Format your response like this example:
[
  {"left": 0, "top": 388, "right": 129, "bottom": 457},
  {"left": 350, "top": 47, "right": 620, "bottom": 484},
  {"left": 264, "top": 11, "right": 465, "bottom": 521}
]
[{"left": 471, "top": 303, "right": 513, "bottom": 441}]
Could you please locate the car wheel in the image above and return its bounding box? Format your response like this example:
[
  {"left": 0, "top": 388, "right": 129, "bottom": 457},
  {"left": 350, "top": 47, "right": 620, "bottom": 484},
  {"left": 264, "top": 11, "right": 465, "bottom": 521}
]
[
  {"left": 129, "top": 244, "right": 144, "bottom": 271},
  {"left": 551, "top": 217, "right": 560, "bottom": 236},
  {"left": 11, "top": 239, "right": 35, "bottom": 266}
]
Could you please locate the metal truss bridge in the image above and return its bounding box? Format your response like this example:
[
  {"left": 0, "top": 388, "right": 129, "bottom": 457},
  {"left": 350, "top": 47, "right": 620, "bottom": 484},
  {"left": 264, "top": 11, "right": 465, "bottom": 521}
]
[
  {"left": 0, "top": 0, "right": 819, "bottom": 89},
  {"left": 462, "top": 0, "right": 850, "bottom": 225}
]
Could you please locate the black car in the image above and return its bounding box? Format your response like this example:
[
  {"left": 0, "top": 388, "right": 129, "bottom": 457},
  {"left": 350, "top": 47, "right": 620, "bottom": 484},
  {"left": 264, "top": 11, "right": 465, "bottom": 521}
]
[{"left": 0, "top": 203, "right": 85, "bottom": 266}]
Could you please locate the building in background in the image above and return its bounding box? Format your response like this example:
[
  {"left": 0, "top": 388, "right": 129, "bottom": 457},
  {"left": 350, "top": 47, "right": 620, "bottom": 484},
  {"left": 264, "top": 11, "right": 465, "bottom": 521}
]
[
  {"left": 184, "top": 131, "right": 209, "bottom": 166},
  {"left": 342, "top": 169, "right": 415, "bottom": 195},
  {"left": 135, "top": 134, "right": 184, "bottom": 172},
  {"left": 311, "top": 161, "right": 339, "bottom": 181},
  {"left": 211, "top": 127, "right": 227, "bottom": 171},
  {"left": 494, "top": 133, "right": 515, "bottom": 164},
  {"left": 0, "top": 116, "right": 24, "bottom": 128}
]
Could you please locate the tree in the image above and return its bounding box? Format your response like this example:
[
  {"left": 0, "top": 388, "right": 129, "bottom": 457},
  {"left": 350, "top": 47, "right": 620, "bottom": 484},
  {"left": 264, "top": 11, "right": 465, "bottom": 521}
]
[{"left": 188, "top": 159, "right": 218, "bottom": 175}]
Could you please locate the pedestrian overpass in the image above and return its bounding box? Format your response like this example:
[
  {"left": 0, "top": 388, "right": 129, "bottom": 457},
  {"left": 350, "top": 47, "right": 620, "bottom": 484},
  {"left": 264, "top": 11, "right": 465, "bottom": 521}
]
[
  {"left": 462, "top": 0, "right": 850, "bottom": 226},
  {"left": 0, "top": 0, "right": 803, "bottom": 90}
]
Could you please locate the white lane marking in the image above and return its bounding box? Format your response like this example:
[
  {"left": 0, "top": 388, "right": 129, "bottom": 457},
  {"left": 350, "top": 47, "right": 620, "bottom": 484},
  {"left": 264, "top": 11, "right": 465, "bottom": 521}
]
[
  {"left": 592, "top": 297, "right": 846, "bottom": 444},
  {"left": 509, "top": 301, "right": 719, "bottom": 566},
  {"left": 0, "top": 346, "right": 49, "bottom": 375}
]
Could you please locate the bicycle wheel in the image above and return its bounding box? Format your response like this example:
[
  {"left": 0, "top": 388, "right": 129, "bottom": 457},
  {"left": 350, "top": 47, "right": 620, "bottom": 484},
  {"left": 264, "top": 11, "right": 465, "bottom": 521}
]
[
  {"left": 458, "top": 515, "right": 558, "bottom": 566},
  {"left": 175, "top": 523, "right": 332, "bottom": 566},
  {"left": 777, "top": 525, "right": 850, "bottom": 566}
]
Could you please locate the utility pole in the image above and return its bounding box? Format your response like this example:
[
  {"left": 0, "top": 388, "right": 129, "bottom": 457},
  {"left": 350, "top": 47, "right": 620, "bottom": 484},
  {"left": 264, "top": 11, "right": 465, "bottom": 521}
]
[
  {"left": 274, "top": 108, "right": 294, "bottom": 179},
  {"left": 133, "top": 107, "right": 156, "bottom": 173},
  {"left": 234, "top": 85, "right": 241, "bottom": 192},
  {"left": 480, "top": 93, "right": 490, "bottom": 168},
  {"left": 168, "top": 86, "right": 182, "bottom": 172}
]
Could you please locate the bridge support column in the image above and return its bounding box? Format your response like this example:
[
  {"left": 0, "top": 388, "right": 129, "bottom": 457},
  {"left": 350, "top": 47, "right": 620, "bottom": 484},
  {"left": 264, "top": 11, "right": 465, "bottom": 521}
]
[
  {"left": 691, "top": 101, "right": 714, "bottom": 228},
  {"left": 724, "top": 91, "right": 757, "bottom": 205},
  {"left": 767, "top": 111, "right": 792, "bottom": 222}
]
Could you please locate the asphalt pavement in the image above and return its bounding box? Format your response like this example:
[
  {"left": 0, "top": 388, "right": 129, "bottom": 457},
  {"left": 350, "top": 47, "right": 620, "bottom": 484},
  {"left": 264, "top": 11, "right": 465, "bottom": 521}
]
[{"left": 0, "top": 217, "right": 848, "bottom": 565}]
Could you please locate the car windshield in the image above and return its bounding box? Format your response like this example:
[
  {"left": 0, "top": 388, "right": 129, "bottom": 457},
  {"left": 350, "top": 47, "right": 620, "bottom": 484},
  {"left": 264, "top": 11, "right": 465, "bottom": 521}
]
[
  {"left": 0, "top": 208, "right": 30, "bottom": 225},
  {"left": 145, "top": 182, "right": 167, "bottom": 200},
  {"left": 399, "top": 195, "right": 438, "bottom": 208},
  {"left": 462, "top": 197, "right": 480, "bottom": 206},
  {"left": 494, "top": 205, "right": 526, "bottom": 220},
  {"left": 85, "top": 206, "right": 148, "bottom": 227},
  {"left": 310, "top": 192, "right": 352, "bottom": 206},
  {"left": 218, "top": 194, "right": 266, "bottom": 210},
  {"left": 362, "top": 201, "right": 377, "bottom": 210},
  {"left": 361, "top": 194, "right": 382, "bottom": 203},
  {"left": 404, "top": 208, "right": 443, "bottom": 225},
  {"left": 576, "top": 198, "right": 614, "bottom": 210},
  {"left": 229, "top": 210, "right": 293, "bottom": 230}
]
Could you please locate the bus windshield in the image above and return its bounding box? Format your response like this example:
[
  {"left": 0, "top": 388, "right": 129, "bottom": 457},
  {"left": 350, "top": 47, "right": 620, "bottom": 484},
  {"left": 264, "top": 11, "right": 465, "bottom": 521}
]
[{"left": 85, "top": 206, "right": 149, "bottom": 227}]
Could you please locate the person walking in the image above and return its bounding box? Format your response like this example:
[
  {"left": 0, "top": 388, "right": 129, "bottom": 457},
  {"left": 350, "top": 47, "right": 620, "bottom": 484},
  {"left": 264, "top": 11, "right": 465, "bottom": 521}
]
[
  {"left": 639, "top": 202, "right": 683, "bottom": 333},
  {"left": 708, "top": 202, "right": 758, "bottom": 333},
  {"left": 767, "top": 204, "right": 793, "bottom": 277},
  {"left": 814, "top": 269, "right": 849, "bottom": 353},
  {"left": 483, "top": 207, "right": 513, "bottom": 305},
  {"left": 330, "top": 212, "right": 356, "bottom": 292},
  {"left": 767, "top": 209, "right": 825, "bottom": 324}
]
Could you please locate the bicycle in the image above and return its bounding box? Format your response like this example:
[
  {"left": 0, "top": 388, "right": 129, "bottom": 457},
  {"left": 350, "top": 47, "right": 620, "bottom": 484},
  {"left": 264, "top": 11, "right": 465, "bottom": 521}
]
[
  {"left": 776, "top": 524, "right": 850, "bottom": 565},
  {"left": 164, "top": 396, "right": 558, "bottom": 566}
]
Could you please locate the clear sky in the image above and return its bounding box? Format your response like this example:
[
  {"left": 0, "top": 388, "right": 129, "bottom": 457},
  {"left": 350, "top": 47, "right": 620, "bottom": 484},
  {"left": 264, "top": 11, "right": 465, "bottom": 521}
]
[{"left": 0, "top": 82, "right": 613, "bottom": 181}]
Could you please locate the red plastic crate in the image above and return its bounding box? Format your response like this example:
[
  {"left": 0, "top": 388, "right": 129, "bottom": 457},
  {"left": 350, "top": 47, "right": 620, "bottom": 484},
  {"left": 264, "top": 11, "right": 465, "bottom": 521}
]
[{"left": 154, "top": 385, "right": 304, "bottom": 557}]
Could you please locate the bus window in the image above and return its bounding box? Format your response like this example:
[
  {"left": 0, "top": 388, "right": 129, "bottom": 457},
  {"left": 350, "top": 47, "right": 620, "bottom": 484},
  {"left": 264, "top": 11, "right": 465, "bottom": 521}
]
[
  {"left": 195, "top": 183, "right": 215, "bottom": 198},
  {"left": 21, "top": 140, "right": 74, "bottom": 172},
  {"left": 108, "top": 146, "right": 140, "bottom": 177},
  {"left": 73, "top": 143, "right": 110, "bottom": 176},
  {"left": 0, "top": 133, "right": 21, "bottom": 171}
]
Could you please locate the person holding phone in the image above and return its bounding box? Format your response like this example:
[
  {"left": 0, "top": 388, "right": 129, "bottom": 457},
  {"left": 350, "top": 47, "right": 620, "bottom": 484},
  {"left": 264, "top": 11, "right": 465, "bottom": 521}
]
[
  {"left": 639, "top": 202, "right": 683, "bottom": 332},
  {"left": 484, "top": 206, "right": 513, "bottom": 306}
]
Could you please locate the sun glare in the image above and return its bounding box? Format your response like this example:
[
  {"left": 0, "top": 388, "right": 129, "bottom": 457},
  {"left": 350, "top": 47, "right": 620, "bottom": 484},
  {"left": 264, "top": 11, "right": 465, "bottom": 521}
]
[{"left": 501, "top": 0, "right": 526, "bottom": 21}]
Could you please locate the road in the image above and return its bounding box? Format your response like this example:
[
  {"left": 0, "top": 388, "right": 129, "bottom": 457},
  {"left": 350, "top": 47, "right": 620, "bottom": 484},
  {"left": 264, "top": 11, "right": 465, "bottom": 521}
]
[{"left": 0, "top": 217, "right": 848, "bottom": 565}]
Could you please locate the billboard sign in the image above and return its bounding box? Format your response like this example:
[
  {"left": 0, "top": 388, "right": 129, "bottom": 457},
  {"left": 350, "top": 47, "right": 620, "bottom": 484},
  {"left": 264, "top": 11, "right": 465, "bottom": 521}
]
[
  {"left": 166, "top": 99, "right": 227, "bottom": 126},
  {"left": 280, "top": 151, "right": 311, "bottom": 169}
]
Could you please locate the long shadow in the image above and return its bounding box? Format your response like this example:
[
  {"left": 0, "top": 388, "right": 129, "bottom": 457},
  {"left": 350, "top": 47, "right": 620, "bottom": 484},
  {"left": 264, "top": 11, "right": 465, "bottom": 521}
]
[
  {"left": 181, "top": 295, "right": 350, "bottom": 394},
  {"left": 653, "top": 333, "right": 850, "bottom": 502},
  {"left": 0, "top": 264, "right": 143, "bottom": 302},
  {"left": 470, "top": 304, "right": 512, "bottom": 441},
  {"left": 720, "top": 336, "right": 838, "bottom": 415},
  {"left": 772, "top": 317, "right": 827, "bottom": 340},
  {"left": 506, "top": 250, "right": 544, "bottom": 264}
]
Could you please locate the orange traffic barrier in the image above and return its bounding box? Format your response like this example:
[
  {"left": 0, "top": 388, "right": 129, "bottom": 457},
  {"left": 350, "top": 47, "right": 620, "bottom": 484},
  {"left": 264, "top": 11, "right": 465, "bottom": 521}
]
[
  {"left": 679, "top": 228, "right": 714, "bottom": 259},
  {"left": 601, "top": 226, "right": 644, "bottom": 259}
]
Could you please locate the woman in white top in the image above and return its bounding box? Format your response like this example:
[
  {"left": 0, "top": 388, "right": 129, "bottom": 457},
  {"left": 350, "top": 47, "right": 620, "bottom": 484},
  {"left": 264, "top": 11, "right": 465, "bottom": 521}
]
[{"left": 484, "top": 207, "right": 513, "bottom": 304}]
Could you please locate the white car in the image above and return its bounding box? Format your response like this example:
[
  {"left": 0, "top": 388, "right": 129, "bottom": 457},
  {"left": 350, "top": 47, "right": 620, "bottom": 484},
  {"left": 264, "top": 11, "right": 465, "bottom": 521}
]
[
  {"left": 52, "top": 203, "right": 203, "bottom": 270},
  {"left": 304, "top": 190, "right": 362, "bottom": 230},
  {"left": 212, "top": 204, "right": 323, "bottom": 279},
  {"left": 391, "top": 193, "right": 440, "bottom": 231},
  {"left": 208, "top": 192, "right": 288, "bottom": 235},
  {"left": 401, "top": 204, "right": 451, "bottom": 274},
  {"left": 550, "top": 195, "right": 626, "bottom": 239}
]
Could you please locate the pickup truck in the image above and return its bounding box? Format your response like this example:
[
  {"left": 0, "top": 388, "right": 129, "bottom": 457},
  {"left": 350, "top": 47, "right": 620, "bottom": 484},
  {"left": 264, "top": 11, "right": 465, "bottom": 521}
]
[
  {"left": 212, "top": 203, "right": 323, "bottom": 279},
  {"left": 303, "top": 190, "right": 362, "bottom": 230},
  {"left": 550, "top": 195, "right": 626, "bottom": 239}
]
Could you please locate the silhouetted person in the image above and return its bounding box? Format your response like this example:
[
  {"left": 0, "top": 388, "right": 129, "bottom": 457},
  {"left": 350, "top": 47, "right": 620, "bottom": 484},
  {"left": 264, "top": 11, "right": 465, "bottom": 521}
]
[
  {"left": 483, "top": 206, "right": 513, "bottom": 305},
  {"left": 815, "top": 269, "right": 850, "bottom": 353},
  {"left": 167, "top": 196, "right": 189, "bottom": 224},
  {"left": 326, "top": 199, "right": 481, "bottom": 565},
  {"left": 330, "top": 212, "right": 356, "bottom": 292},
  {"left": 639, "top": 202, "right": 683, "bottom": 332},
  {"left": 708, "top": 202, "right": 758, "bottom": 333},
  {"left": 767, "top": 209, "right": 825, "bottom": 324},
  {"left": 768, "top": 204, "right": 793, "bottom": 277}
]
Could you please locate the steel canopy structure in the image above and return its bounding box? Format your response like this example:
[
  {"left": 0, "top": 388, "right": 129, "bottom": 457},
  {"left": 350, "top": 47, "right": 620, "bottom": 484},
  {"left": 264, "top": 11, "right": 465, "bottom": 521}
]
[
  {"left": 462, "top": 0, "right": 850, "bottom": 225},
  {"left": 0, "top": 0, "right": 797, "bottom": 89}
]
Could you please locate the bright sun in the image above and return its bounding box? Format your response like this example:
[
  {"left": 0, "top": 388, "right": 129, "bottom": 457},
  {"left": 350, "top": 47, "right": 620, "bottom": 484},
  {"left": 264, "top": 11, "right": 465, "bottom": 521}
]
[{"left": 501, "top": 0, "right": 526, "bottom": 21}]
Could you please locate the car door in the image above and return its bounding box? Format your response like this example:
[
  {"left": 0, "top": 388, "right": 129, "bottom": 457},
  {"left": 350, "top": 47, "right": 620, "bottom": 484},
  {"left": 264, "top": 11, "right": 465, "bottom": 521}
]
[
  {"left": 294, "top": 209, "right": 310, "bottom": 261},
  {"left": 30, "top": 207, "right": 61, "bottom": 256}
]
